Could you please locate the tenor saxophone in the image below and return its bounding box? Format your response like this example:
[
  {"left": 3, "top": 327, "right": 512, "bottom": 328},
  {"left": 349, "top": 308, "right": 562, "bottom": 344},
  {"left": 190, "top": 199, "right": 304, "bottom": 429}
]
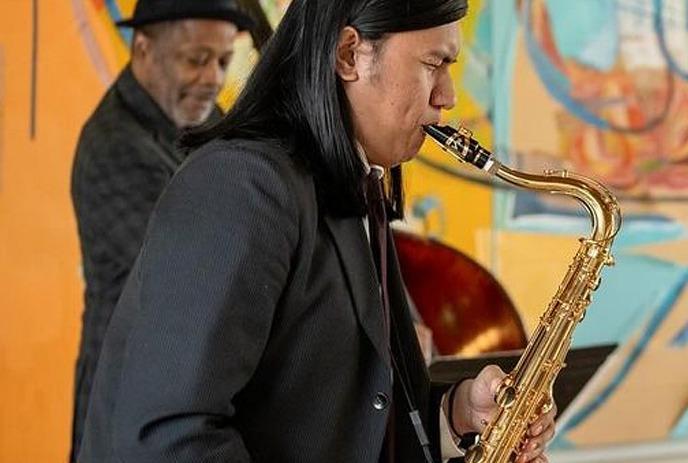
[{"left": 423, "top": 125, "right": 621, "bottom": 463}]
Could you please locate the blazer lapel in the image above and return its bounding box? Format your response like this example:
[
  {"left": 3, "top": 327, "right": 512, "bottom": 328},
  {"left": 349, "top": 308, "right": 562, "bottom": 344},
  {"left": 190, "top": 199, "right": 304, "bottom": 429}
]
[{"left": 324, "top": 215, "right": 390, "bottom": 367}]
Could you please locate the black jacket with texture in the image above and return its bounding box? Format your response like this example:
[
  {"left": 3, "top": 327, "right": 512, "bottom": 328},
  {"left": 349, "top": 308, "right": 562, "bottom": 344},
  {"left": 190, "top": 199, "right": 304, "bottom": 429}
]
[{"left": 78, "top": 137, "right": 452, "bottom": 463}]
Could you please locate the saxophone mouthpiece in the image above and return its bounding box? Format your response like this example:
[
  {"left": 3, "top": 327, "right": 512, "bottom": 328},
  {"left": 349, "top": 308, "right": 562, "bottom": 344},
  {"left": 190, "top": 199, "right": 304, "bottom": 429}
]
[
  {"left": 422, "top": 124, "right": 455, "bottom": 143},
  {"left": 423, "top": 124, "right": 500, "bottom": 174}
]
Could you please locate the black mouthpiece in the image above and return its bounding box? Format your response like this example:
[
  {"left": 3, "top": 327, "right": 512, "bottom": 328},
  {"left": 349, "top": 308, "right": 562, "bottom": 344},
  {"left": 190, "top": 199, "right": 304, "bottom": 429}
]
[
  {"left": 422, "top": 124, "right": 498, "bottom": 173},
  {"left": 423, "top": 124, "right": 456, "bottom": 144}
]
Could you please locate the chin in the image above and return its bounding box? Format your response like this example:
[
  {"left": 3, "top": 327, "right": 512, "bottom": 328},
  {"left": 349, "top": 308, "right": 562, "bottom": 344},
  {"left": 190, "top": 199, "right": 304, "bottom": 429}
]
[
  {"left": 405, "top": 135, "right": 425, "bottom": 161},
  {"left": 176, "top": 104, "right": 214, "bottom": 128},
  {"left": 400, "top": 152, "right": 418, "bottom": 164},
  {"left": 178, "top": 113, "right": 208, "bottom": 128},
  {"left": 389, "top": 150, "right": 416, "bottom": 167}
]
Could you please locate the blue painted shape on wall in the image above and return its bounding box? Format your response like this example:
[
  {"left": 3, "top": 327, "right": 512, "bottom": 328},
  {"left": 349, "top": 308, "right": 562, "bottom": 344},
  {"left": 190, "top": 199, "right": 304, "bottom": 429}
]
[
  {"left": 523, "top": 0, "right": 615, "bottom": 129},
  {"left": 544, "top": 0, "right": 618, "bottom": 71},
  {"left": 104, "top": 0, "right": 132, "bottom": 44},
  {"left": 671, "top": 407, "right": 688, "bottom": 438},
  {"left": 505, "top": 190, "right": 685, "bottom": 247},
  {"left": 572, "top": 254, "right": 686, "bottom": 348},
  {"left": 461, "top": 1, "right": 494, "bottom": 110},
  {"left": 558, "top": 270, "right": 688, "bottom": 437},
  {"left": 670, "top": 320, "right": 688, "bottom": 347}
]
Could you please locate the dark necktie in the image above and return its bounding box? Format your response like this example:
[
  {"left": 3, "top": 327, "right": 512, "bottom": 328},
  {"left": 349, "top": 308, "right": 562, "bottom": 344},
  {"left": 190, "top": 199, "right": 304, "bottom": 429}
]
[
  {"left": 365, "top": 170, "right": 395, "bottom": 463},
  {"left": 365, "top": 170, "right": 391, "bottom": 342}
]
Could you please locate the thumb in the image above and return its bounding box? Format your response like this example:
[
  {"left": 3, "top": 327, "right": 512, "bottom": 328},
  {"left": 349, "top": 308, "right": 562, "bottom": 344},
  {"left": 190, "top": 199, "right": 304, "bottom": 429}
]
[
  {"left": 472, "top": 365, "right": 505, "bottom": 406},
  {"left": 489, "top": 376, "right": 502, "bottom": 397}
]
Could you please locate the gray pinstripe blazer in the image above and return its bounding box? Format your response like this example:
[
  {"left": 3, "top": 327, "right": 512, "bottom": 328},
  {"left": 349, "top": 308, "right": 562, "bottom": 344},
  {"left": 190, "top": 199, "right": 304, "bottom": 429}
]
[{"left": 78, "top": 137, "right": 449, "bottom": 463}]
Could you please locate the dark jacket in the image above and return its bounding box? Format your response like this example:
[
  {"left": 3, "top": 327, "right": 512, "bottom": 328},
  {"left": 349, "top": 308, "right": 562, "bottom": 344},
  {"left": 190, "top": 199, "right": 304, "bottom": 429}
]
[
  {"left": 70, "top": 65, "right": 219, "bottom": 461},
  {"left": 78, "top": 137, "right": 450, "bottom": 462}
]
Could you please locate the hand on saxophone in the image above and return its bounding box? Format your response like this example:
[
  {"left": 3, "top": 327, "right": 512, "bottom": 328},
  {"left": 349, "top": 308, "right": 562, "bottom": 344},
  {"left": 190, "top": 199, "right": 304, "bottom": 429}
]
[{"left": 449, "top": 365, "right": 558, "bottom": 463}]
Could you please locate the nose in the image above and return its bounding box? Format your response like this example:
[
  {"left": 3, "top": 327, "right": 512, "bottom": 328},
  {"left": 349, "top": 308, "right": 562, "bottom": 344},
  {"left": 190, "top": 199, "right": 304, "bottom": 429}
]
[
  {"left": 430, "top": 70, "right": 456, "bottom": 110},
  {"left": 200, "top": 59, "right": 227, "bottom": 89}
]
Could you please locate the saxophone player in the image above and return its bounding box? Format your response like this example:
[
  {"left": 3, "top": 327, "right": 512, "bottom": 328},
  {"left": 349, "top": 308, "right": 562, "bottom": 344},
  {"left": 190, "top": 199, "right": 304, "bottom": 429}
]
[{"left": 77, "top": 1, "right": 557, "bottom": 462}]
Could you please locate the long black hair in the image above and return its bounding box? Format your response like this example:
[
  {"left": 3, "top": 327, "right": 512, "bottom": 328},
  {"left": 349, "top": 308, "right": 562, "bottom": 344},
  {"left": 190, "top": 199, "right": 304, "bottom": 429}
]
[{"left": 183, "top": 0, "right": 468, "bottom": 217}]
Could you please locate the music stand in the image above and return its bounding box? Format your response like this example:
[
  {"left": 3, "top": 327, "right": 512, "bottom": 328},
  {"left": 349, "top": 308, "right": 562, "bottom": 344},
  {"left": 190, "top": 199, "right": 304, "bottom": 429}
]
[{"left": 429, "top": 344, "right": 617, "bottom": 415}]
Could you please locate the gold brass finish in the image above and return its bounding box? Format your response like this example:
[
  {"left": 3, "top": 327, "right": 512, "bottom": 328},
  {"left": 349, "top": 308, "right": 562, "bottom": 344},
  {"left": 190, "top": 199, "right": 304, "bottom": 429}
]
[{"left": 423, "top": 125, "right": 621, "bottom": 463}]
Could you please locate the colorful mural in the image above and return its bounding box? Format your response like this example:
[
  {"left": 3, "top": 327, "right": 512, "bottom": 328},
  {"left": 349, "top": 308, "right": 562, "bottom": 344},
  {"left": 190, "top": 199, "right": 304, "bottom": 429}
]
[
  {"left": 1, "top": 0, "right": 687, "bottom": 462},
  {"left": 405, "top": 0, "right": 688, "bottom": 450}
]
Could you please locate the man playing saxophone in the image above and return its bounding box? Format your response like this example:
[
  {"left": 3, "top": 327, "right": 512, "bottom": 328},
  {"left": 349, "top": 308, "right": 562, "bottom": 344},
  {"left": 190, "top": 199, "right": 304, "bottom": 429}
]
[{"left": 77, "top": 1, "right": 557, "bottom": 462}]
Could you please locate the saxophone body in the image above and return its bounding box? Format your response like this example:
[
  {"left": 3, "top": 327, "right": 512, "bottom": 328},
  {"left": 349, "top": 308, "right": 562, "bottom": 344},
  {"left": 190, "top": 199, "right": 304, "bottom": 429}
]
[{"left": 423, "top": 125, "right": 621, "bottom": 463}]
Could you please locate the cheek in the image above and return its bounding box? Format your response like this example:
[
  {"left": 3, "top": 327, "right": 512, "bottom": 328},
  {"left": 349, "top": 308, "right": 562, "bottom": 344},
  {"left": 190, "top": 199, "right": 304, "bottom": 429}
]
[
  {"left": 395, "top": 76, "right": 431, "bottom": 124},
  {"left": 170, "top": 68, "right": 201, "bottom": 99},
  {"left": 177, "top": 80, "right": 196, "bottom": 100},
  {"left": 155, "top": 71, "right": 186, "bottom": 104}
]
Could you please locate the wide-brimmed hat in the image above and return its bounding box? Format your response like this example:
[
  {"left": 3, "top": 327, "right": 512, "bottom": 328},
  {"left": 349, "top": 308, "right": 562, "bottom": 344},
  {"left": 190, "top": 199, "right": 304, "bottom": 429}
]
[{"left": 116, "top": 0, "right": 254, "bottom": 31}]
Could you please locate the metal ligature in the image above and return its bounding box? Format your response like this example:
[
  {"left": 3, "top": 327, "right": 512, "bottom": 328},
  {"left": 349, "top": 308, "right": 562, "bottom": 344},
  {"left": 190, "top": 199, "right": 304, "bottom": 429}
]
[{"left": 423, "top": 124, "right": 621, "bottom": 463}]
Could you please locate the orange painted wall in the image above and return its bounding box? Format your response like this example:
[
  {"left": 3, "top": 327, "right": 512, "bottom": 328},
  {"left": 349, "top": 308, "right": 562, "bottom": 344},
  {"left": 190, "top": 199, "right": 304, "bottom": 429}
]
[{"left": 0, "top": 1, "right": 119, "bottom": 461}]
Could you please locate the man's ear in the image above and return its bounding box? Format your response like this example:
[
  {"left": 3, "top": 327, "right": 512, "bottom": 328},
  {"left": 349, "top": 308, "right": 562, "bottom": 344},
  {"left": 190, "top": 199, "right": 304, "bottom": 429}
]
[
  {"left": 335, "top": 26, "right": 363, "bottom": 82},
  {"left": 131, "top": 31, "right": 152, "bottom": 60}
]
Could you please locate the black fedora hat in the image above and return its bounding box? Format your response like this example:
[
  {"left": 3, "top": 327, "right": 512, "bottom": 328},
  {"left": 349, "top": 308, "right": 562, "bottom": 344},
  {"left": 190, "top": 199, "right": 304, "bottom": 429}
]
[{"left": 116, "top": 0, "right": 254, "bottom": 31}]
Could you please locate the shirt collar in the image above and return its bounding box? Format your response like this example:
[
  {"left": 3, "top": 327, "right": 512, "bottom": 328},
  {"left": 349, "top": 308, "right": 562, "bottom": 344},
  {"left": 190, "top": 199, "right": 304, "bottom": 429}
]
[{"left": 356, "top": 141, "right": 385, "bottom": 179}]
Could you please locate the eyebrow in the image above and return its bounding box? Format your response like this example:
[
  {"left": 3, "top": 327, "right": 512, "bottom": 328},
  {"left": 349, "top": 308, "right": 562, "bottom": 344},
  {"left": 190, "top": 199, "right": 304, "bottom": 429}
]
[
  {"left": 182, "top": 45, "right": 235, "bottom": 55},
  {"left": 427, "top": 50, "right": 458, "bottom": 64}
]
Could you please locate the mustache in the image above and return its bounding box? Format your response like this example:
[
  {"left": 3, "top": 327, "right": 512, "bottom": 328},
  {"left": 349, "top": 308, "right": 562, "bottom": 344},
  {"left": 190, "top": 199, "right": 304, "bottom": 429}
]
[{"left": 180, "top": 87, "right": 220, "bottom": 102}]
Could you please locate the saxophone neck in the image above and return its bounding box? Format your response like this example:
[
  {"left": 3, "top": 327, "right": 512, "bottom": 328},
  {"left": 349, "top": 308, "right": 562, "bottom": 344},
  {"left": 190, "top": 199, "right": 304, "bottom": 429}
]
[
  {"left": 423, "top": 124, "right": 622, "bottom": 243},
  {"left": 497, "top": 165, "right": 621, "bottom": 242}
]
